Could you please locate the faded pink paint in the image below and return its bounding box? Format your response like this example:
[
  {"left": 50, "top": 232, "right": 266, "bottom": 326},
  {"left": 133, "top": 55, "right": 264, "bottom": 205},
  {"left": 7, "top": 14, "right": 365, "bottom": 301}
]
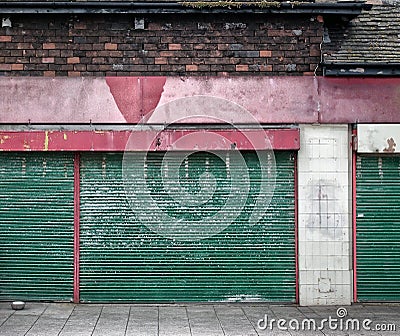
[
  {"left": 1, "top": 77, "right": 400, "bottom": 124},
  {"left": 0, "top": 78, "right": 126, "bottom": 123},
  {"left": 319, "top": 78, "right": 400, "bottom": 123},
  {"left": 0, "top": 129, "right": 300, "bottom": 151},
  {"left": 152, "top": 77, "right": 318, "bottom": 124}
]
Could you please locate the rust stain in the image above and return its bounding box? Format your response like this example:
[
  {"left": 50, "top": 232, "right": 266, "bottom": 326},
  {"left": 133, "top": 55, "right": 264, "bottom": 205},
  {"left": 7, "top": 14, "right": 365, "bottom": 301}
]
[
  {"left": 383, "top": 137, "right": 396, "bottom": 152},
  {"left": 44, "top": 131, "right": 49, "bottom": 151}
]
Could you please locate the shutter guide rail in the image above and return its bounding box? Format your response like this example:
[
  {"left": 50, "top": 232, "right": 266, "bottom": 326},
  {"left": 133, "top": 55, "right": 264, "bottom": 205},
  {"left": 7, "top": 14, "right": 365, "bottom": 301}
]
[
  {"left": 74, "top": 153, "right": 80, "bottom": 303},
  {"left": 294, "top": 152, "right": 299, "bottom": 304}
]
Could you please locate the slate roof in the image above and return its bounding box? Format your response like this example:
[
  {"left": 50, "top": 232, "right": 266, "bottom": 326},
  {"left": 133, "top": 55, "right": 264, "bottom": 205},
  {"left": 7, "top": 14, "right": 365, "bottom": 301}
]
[
  {"left": 0, "top": 0, "right": 366, "bottom": 3},
  {"left": 323, "top": 1, "right": 400, "bottom": 65}
]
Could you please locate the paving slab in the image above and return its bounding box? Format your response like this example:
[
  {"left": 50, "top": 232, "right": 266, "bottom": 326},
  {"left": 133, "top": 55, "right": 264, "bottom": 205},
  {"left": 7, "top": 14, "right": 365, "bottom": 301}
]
[
  {"left": 0, "top": 302, "right": 15, "bottom": 327},
  {"left": 159, "top": 306, "right": 191, "bottom": 336},
  {"left": 242, "top": 305, "right": 291, "bottom": 336},
  {"left": 187, "top": 305, "right": 224, "bottom": 336},
  {"left": 0, "top": 302, "right": 399, "bottom": 336},
  {"left": 92, "top": 305, "right": 130, "bottom": 336},
  {"left": 126, "top": 305, "right": 158, "bottom": 336},
  {"left": 58, "top": 304, "right": 102, "bottom": 336},
  {"left": 25, "top": 303, "right": 75, "bottom": 336},
  {"left": 0, "top": 314, "right": 40, "bottom": 336},
  {"left": 214, "top": 305, "right": 258, "bottom": 336}
]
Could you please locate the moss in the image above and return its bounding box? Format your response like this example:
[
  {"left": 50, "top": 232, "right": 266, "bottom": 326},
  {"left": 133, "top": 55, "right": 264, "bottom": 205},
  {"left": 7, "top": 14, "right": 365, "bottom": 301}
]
[{"left": 179, "top": 1, "right": 283, "bottom": 9}]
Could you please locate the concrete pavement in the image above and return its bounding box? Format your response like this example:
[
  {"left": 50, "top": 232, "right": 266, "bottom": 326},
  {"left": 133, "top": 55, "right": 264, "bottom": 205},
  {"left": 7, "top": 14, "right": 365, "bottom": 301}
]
[{"left": 0, "top": 302, "right": 399, "bottom": 336}]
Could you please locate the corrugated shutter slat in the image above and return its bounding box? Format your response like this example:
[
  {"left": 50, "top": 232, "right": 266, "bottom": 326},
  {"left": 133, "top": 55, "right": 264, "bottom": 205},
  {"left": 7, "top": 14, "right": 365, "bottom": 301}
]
[
  {"left": 0, "top": 153, "right": 74, "bottom": 301},
  {"left": 356, "top": 155, "right": 400, "bottom": 301},
  {"left": 80, "top": 151, "right": 295, "bottom": 302}
]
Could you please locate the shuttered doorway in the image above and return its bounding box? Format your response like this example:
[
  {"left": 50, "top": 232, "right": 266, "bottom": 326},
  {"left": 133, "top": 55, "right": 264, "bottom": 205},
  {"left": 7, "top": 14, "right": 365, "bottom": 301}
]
[
  {"left": 356, "top": 155, "right": 400, "bottom": 301},
  {"left": 0, "top": 153, "right": 74, "bottom": 301},
  {"left": 80, "top": 151, "right": 295, "bottom": 302}
]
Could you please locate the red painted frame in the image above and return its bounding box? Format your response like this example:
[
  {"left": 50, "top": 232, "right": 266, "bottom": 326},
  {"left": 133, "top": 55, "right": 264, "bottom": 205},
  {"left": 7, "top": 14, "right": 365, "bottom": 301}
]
[
  {"left": 1, "top": 128, "right": 298, "bottom": 303},
  {"left": 73, "top": 153, "right": 80, "bottom": 303},
  {"left": 352, "top": 128, "right": 358, "bottom": 303},
  {"left": 0, "top": 129, "right": 300, "bottom": 151}
]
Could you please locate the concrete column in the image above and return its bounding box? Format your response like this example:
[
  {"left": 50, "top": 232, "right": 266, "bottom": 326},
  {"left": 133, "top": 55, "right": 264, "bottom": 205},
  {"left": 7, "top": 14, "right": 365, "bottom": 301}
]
[{"left": 298, "top": 124, "right": 352, "bottom": 306}]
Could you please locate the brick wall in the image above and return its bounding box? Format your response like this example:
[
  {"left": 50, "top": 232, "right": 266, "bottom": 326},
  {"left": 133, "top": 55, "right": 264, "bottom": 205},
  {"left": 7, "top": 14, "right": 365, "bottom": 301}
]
[{"left": 0, "top": 14, "right": 323, "bottom": 76}]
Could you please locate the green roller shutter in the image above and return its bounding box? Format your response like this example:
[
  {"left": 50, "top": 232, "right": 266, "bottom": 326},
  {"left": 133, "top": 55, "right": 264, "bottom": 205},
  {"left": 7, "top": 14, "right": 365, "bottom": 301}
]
[
  {"left": 0, "top": 153, "right": 74, "bottom": 301},
  {"left": 80, "top": 151, "right": 295, "bottom": 302},
  {"left": 356, "top": 155, "right": 400, "bottom": 301}
]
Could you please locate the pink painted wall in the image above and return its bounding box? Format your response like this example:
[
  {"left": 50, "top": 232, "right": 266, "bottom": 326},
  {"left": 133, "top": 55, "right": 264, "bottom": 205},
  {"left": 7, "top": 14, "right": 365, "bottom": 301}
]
[{"left": 1, "top": 77, "right": 399, "bottom": 124}]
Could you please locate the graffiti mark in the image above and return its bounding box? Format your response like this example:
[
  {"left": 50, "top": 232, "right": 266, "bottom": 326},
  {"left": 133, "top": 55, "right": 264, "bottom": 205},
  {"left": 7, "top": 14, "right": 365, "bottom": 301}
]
[{"left": 383, "top": 137, "right": 396, "bottom": 152}]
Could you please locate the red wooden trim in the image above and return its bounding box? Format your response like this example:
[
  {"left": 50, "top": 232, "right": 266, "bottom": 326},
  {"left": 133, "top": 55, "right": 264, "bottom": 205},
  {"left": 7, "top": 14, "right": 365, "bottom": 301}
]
[
  {"left": 352, "top": 129, "right": 358, "bottom": 303},
  {"left": 73, "top": 152, "right": 80, "bottom": 304},
  {"left": 0, "top": 129, "right": 300, "bottom": 151},
  {"left": 294, "top": 151, "right": 299, "bottom": 304}
]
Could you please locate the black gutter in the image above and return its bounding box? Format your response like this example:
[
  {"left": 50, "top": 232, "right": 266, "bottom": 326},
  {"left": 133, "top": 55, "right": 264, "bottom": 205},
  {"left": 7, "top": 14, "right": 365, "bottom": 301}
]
[
  {"left": 323, "top": 62, "right": 400, "bottom": 76},
  {"left": 0, "top": 1, "right": 371, "bottom": 15}
]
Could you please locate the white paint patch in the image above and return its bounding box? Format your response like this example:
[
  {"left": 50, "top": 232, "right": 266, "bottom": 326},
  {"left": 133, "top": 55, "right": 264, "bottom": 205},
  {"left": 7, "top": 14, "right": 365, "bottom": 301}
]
[{"left": 358, "top": 124, "right": 400, "bottom": 153}]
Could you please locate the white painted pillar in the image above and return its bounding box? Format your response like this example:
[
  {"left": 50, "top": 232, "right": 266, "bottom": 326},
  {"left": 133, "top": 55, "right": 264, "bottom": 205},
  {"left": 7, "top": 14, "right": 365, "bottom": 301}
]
[{"left": 298, "top": 124, "right": 352, "bottom": 306}]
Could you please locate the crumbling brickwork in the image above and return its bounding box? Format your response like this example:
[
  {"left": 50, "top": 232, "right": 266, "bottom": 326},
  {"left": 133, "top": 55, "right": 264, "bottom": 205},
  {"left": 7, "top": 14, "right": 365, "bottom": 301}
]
[{"left": 0, "top": 14, "right": 323, "bottom": 76}]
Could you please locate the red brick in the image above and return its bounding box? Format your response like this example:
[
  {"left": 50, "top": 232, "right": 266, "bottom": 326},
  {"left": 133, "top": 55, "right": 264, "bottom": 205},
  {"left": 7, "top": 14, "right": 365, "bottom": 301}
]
[
  {"left": 74, "top": 22, "right": 87, "bottom": 29},
  {"left": 310, "top": 45, "right": 320, "bottom": 57},
  {"left": 268, "top": 30, "right": 292, "bottom": 37},
  {"left": 236, "top": 64, "right": 249, "bottom": 72},
  {"left": 260, "top": 50, "right": 272, "bottom": 57},
  {"left": 155, "top": 58, "right": 167, "bottom": 65},
  {"left": 0, "top": 64, "right": 11, "bottom": 71},
  {"left": 11, "top": 64, "right": 24, "bottom": 70},
  {"left": 260, "top": 65, "right": 273, "bottom": 72},
  {"left": 0, "top": 36, "right": 12, "bottom": 42},
  {"left": 169, "top": 44, "right": 182, "bottom": 50},
  {"left": 186, "top": 64, "right": 198, "bottom": 71},
  {"left": 147, "top": 22, "right": 162, "bottom": 30},
  {"left": 42, "top": 57, "right": 54, "bottom": 64},
  {"left": 105, "top": 43, "right": 118, "bottom": 50},
  {"left": 0, "top": 15, "right": 324, "bottom": 76},
  {"left": 68, "top": 71, "right": 81, "bottom": 77},
  {"left": 159, "top": 51, "right": 175, "bottom": 57},
  {"left": 43, "top": 71, "right": 55, "bottom": 77},
  {"left": 217, "top": 71, "right": 230, "bottom": 77},
  {"left": 43, "top": 43, "right": 56, "bottom": 49},
  {"left": 67, "top": 57, "right": 80, "bottom": 64}
]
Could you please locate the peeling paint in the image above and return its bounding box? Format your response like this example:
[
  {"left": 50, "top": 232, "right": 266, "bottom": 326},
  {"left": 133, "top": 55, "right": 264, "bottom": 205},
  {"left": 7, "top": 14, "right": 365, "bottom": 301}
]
[
  {"left": 0, "top": 129, "right": 299, "bottom": 151},
  {"left": 0, "top": 135, "right": 9, "bottom": 144},
  {"left": 358, "top": 124, "right": 400, "bottom": 153},
  {"left": 1, "top": 77, "right": 400, "bottom": 124},
  {"left": 383, "top": 137, "right": 396, "bottom": 152}
]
